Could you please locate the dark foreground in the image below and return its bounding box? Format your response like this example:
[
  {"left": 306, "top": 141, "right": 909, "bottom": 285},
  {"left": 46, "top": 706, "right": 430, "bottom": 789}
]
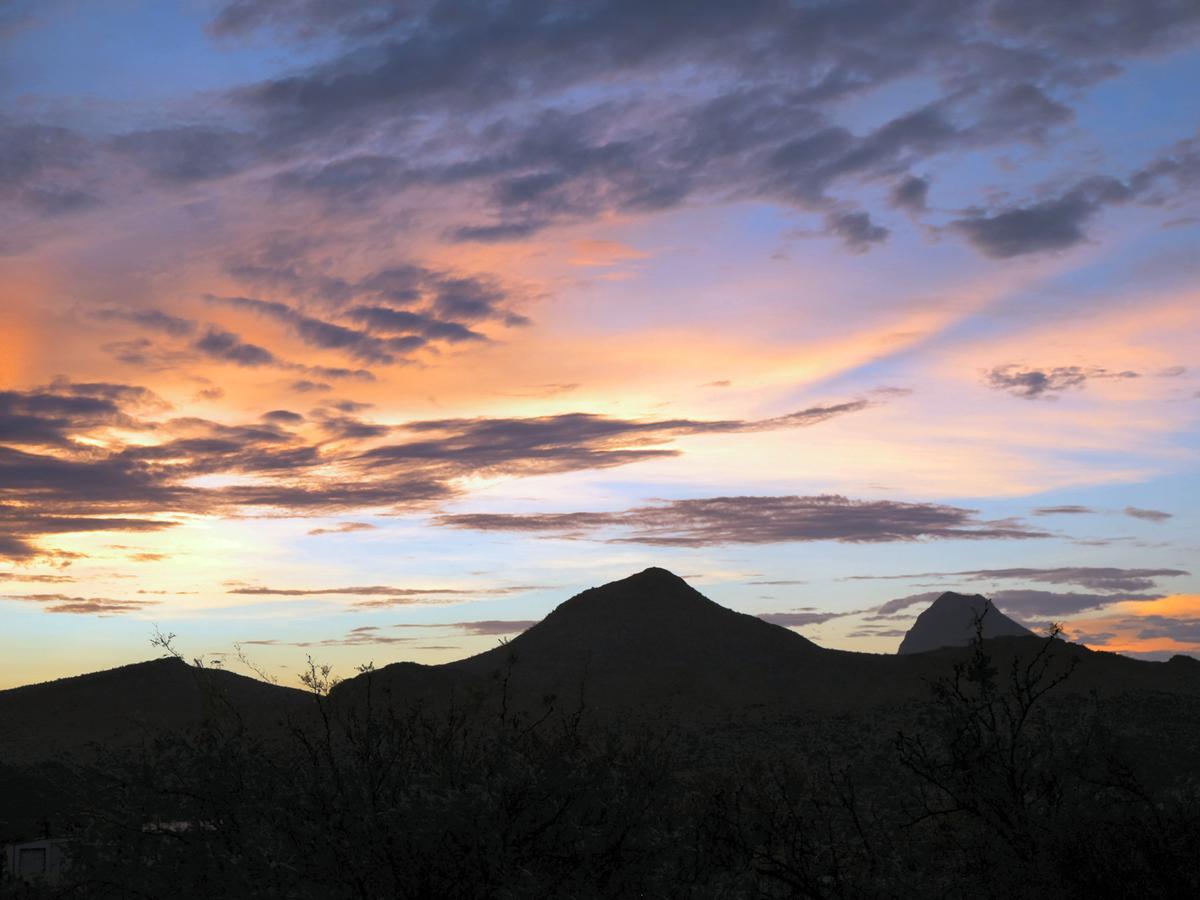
[
  {"left": 3, "top": 641, "right": 1200, "bottom": 898},
  {"left": 2, "top": 570, "right": 1199, "bottom": 897}
]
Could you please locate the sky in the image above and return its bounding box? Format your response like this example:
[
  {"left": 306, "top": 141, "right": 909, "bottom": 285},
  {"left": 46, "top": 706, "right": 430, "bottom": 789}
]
[{"left": 1, "top": 0, "right": 1198, "bottom": 689}]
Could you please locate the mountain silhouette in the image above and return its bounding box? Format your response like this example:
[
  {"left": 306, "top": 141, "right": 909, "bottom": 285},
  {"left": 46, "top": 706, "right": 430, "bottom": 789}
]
[
  {"left": 0, "top": 657, "right": 307, "bottom": 764},
  {"left": 5, "top": 570, "right": 1196, "bottom": 893},
  {"left": 446, "top": 567, "right": 825, "bottom": 711},
  {"left": 356, "top": 569, "right": 1199, "bottom": 718},
  {"left": 897, "top": 591, "right": 1033, "bottom": 655},
  {"left": 5, "top": 570, "right": 1199, "bottom": 756}
]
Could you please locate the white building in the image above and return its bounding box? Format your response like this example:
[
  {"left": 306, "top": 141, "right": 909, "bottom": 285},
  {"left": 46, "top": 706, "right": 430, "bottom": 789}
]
[{"left": 3, "top": 838, "right": 70, "bottom": 884}]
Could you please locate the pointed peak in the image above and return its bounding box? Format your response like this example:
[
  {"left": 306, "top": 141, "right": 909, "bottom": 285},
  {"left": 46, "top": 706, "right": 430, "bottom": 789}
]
[
  {"left": 450, "top": 566, "right": 820, "bottom": 695},
  {"left": 559, "top": 567, "right": 709, "bottom": 614},
  {"left": 898, "top": 591, "right": 1032, "bottom": 655},
  {"left": 621, "top": 567, "right": 692, "bottom": 588}
]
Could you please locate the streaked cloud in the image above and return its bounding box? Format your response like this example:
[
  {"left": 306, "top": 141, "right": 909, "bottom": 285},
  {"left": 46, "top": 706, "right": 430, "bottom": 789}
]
[
  {"left": 1124, "top": 506, "right": 1173, "bottom": 522},
  {"left": 845, "top": 566, "right": 1188, "bottom": 593},
  {"left": 437, "top": 495, "right": 1050, "bottom": 545},
  {"left": 1033, "top": 505, "right": 1095, "bottom": 516},
  {"left": 4, "top": 593, "right": 157, "bottom": 615}
]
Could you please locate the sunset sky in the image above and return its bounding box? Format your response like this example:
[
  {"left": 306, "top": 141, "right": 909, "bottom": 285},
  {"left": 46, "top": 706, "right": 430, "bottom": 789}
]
[{"left": 2, "top": 0, "right": 1198, "bottom": 688}]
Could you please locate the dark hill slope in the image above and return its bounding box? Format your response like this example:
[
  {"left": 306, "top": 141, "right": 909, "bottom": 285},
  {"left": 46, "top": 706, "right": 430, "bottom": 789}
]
[
  {"left": 898, "top": 591, "right": 1032, "bottom": 654},
  {"left": 446, "top": 567, "right": 829, "bottom": 712},
  {"left": 0, "top": 657, "right": 308, "bottom": 764},
  {"left": 7, "top": 571, "right": 1199, "bottom": 756},
  {"left": 431, "top": 567, "right": 970, "bottom": 716},
  {"left": 357, "top": 570, "right": 1200, "bottom": 719}
]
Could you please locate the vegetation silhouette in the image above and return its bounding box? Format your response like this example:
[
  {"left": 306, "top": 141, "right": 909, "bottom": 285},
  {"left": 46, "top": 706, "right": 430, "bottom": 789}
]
[{"left": 2, "top": 572, "right": 1199, "bottom": 897}]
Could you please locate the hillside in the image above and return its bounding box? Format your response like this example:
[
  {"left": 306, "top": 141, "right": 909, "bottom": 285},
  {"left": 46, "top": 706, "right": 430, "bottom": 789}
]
[
  {"left": 355, "top": 569, "right": 1200, "bottom": 719},
  {"left": 0, "top": 656, "right": 309, "bottom": 764},
  {"left": 6, "top": 570, "right": 1200, "bottom": 754}
]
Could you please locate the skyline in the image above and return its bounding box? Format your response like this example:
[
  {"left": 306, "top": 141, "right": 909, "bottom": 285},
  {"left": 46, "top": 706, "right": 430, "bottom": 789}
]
[{"left": 2, "top": 0, "right": 1199, "bottom": 688}]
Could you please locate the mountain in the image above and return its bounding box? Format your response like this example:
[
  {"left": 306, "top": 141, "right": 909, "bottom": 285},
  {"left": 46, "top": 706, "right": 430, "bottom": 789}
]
[
  {"left": 0, "top": 657, "right": 309, "bottom": 764},
  {"left": 446, "top": 567, "right": 828, "bottom": 712},
  {"left": 5, "top": 571, "right": 1199, "bottom": 753},
  {"left": 897, "top": 591, "right": 1032, "bottom": 655},
  {"left": 357, "top": 570, "right": 1200, "bottom": 718},
  {"left": 5, "top": 570, "right": 1200, "bottom": 854}
]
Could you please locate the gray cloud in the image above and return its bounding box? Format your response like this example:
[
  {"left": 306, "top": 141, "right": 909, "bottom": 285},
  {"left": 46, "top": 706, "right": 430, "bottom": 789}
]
[
  {"left": 111, "top": 127, "right": 252, "bottom": 184},
  {"left": 985, "top": 364, "right": 1139, "bottom": 399},
  {"left": 0, "top": 123, "right": 94, "bottom": 221},
  {"left": 224, "top": 253, "right": 524, "bottom": 327},
  {"left": 846, "top": 566, "right": 1187, "bottom": 593},
  {"left": 951, "top": 135, "right": 1200, "bottom": 257},
  {"left": 210, "top": 295, "right": 424, "bottom": 365},
  {"left": 0, "top": 381, "right": 162, "bottom": 447},
  {"left": 952, "top": 181, "right": 1120, "bottom": 257},
  {"left": 1124, "top": 506, "right": 1172, "bottom": 522},
  {"left": 889, "top": 174, "right": 929, "bottom": 212},
  {"left": 91, "top": 308, "right": 197, "bottom": 338},
  {"left": 867, "top": 584, "right": 1166, "bottom": 622},
  {"left": 1033, "top": 505, "right": 1095, "bottom": 515},
  {"left": 240, "top": 624, "right": 414, "bottom": 648},
  {"left": 346, "top": 306, "right": 485, "bottom": 343},
  {"left": 0, "top": 383, "right": 402, "bottom": 559},
  {"left": 7, "top": 1, "right": 1198, "bottom": 265},
  {"left": 360, "top": 401, "right": 872, "bottom": 478},
  {"left": 1134, "top": 616, "right": 1200, "bottom": 643},
  {"left": 872, "top": 591, "right": 946, "bottom": 617},
  {"left": 991, "top": 588, "right": 1161, "bottom": 617},
  {"left": 225, "top": 3, "right": 1195, "bottom": 253},
  {"left": 3, "top": 593, "right": 158, "bottom": 615},
  {"left": 823, "top": 211, "right": 889, "bottom": 253},
  {"left": 193, "top": 327, "right": 279, "bottom": 367},
  {"left": 262, "top": 409, "right": 304, "bottom": 424},
  {"left": 846, "top": 626, "right": 909, "bottom": 639},
  {"left": 0, "top": 375, "right": 1046, "bottom": 563},
  {"left": 437, "top": 495, "right": 1049, "bottom": 546},
  {"left": 106, "top": 322, "right": 377, "bottom": 382}
]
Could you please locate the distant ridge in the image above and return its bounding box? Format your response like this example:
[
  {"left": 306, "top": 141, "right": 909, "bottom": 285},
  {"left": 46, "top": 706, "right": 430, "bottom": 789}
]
[
  {"left": 6, "top": 570, "right": 1200, "bottom": 763},
  {"left": 897, "top": 591, "right": 1032, "bottom": 655},
  {"left": 0, "top": 656, "right": 307, "bottom": 764},
  {"left": 336, "top": 569, "right": 1200, "bottom": 717}
]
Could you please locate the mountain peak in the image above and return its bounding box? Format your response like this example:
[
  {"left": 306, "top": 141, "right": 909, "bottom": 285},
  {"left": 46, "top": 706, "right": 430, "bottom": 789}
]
[
  {"left": 628, "top": 565, "right": 690, "bottom": 584},
  {"left": 534, "top": 567, "right": 724, "bottom": 628},
  {"left": 449, "top": 567, "right": 820, "bottom": 707},
  {"left": 897, "top": 591, "right": 1032, "bottom": 655}
]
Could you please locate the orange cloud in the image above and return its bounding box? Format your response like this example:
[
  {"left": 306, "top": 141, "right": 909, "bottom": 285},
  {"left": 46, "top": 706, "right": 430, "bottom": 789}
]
[{"left": 1066, "top": 594, "right": 1200, "bottom": 656}]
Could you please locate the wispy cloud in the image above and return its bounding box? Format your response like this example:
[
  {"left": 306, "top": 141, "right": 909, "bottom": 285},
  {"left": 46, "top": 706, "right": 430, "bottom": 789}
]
[
  {"left": 1124, "top": 506, "right": 1172, "bottom": 522},
  {"left": 3, "top": 593, "right": 157, "bottom": 615},
  {"left": 845, "top": 566, "right": 1188, "bottom": 593},
  {"left": 438, "top": 495, "right": 1050, "bottom": 546}
]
